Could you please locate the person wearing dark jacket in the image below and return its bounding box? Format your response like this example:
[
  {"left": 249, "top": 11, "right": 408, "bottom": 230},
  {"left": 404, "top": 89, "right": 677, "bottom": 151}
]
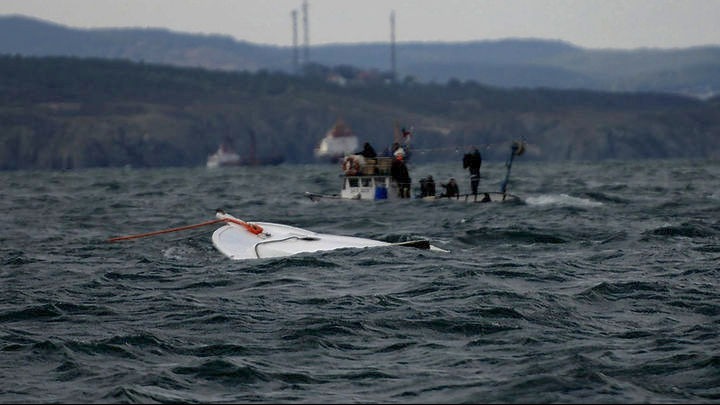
[
  {"left": 359, "top": 142, "right": 377, "bottom": 158},
  {"left": 463, "top": 146, "right": 482, "bottom": 196},
  {"left": 390, "top": 154, "right": 411, "bottom": 198},
  {"left": 419, "top": 175, "right": 436, "bottom": 197},
  {"left": 440, "top": 178, "right": 459, "bottom": 198}
]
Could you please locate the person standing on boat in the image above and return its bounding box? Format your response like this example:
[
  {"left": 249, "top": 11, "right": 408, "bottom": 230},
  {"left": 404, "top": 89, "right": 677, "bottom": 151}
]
[
  {"left": 383, "top": 141, "right": 405, "bottom": 158},
  {"left": 358, "top": 142, "right": 377, "bottom": 158},
  {"left": 392, "top": 142, "right": 404, "bottom": 157},
  {"left": 391, "top": 152, "right": 411, "bottom": 198},
  {"left": 463, "top": 146, "right": 482, "bottom": 196}
]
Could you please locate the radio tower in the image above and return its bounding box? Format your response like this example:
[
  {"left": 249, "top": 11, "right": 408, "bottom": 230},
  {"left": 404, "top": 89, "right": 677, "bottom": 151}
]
[
  {"left": 291, "top": 9, "right": 299, "bottom": 74},
  {"left": 390, "top": 10, "right": 397, "bottom": 83},
  {"left": 302, "top": 0, "right": 310, "bottom": 65}
]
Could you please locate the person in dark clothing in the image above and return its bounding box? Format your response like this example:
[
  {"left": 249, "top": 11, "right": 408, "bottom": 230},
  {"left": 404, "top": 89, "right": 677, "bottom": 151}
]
[
  {"left": 424, "top": 175, "right": 436, "bottom": 197},
  {"left": 440, "top": 178, "right": 459, "bottom": 198},
  {"left": 463, "top": 146, "right": 482, "bottom": 196},
  {"left": 419, "top": 175, "right": 436, "bottom": 197},
  {"left": 359, "top": 142, "right": 377, "bottom": 158},
  {"left": 390, "top": 154, "right": 411, "bottom": 198}
]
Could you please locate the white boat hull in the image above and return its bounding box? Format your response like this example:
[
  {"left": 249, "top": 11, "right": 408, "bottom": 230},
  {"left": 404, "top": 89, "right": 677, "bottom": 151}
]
[
  {"left": 212, "top": 213, "right": 446, "bottom": 260},
  {"left": 212, "top": 221, "right": 389, "bottom": 260}
]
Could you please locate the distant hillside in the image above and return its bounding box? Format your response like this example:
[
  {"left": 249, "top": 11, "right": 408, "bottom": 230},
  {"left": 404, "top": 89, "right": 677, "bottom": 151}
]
[
  {"left": 1, "top": 54, "right": 719, "bottom": 171},
  {"left": 1, "top": 15, "right": 720, "bottom": 98},
  {"left": 0, "top": 14, "right": 288, "bottom": 71}
]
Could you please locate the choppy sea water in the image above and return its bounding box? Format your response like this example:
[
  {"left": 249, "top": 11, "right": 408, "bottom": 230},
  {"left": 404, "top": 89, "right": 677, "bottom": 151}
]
[{"left": 1, "top": 159, "right": 719, "bottom": 404}]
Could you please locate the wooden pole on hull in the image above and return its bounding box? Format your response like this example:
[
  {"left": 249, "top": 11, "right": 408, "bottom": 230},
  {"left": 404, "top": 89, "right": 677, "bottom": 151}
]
[
  {"left": 107, "top": 209, "right": 265, "bottom": 242},
  {"left": 107, "top": 219, "right": 225, "bottom": 242}
]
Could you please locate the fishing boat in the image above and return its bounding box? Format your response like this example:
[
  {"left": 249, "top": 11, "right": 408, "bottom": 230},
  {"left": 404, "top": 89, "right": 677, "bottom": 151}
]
[
  {"left": 306, "top": 122, "right": 416, "bottom": 201},
  {"left": 306, "top": 141, "right": 525, "bottom": 203},
  {"left": 305, "top": 155, "right": 401, "bottom": 201},
  {"left": 314, "top": 118, "right": 359, "bottom": 163},
  {"left": 108, "top": 210, "right": 446, "bottom": 260}
]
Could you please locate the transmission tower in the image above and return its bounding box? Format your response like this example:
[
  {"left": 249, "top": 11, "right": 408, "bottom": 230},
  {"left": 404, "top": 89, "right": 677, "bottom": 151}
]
[
  {"left": 390, "top": 10, "right": 397, "bottom": 83},
  {"left": 302, "top": 0, "right": 310, "bottom": 65},
  {"left": 291, "top": 9, "right": 299, "bottom": 74}
]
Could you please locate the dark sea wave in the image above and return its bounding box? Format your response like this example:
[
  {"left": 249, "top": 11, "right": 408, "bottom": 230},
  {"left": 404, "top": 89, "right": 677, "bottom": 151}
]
[{"left": 1, "top": 159, "right": 719, "bottom": 403}]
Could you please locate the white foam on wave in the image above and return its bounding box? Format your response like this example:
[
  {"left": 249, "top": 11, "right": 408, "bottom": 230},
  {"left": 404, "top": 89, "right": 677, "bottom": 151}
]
[{"left": 525, "top": 193, "right": 603, "bottom": 207}]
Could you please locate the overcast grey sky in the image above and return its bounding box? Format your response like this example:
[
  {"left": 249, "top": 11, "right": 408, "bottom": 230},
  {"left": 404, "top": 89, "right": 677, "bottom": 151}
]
[{"left": 1, "top": 0, "right": 718, "bottom": 49}]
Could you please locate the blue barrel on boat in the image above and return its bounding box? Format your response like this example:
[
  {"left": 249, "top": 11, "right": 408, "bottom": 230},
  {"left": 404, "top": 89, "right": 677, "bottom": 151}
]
[{"left": 374, "top": 185, "right": 388, "bottom": 200}]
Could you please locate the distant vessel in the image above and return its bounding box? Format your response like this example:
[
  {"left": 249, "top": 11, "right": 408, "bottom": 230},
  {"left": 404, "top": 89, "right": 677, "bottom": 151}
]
[
  {"left": 314, "top": 118, "right": 359, "bottom": 163},
  {"left": 207, "top": 131, "right": 284, "bottom": 168},
  {"left": 206, "top": 143, "right": 242, "bottom": 168}
]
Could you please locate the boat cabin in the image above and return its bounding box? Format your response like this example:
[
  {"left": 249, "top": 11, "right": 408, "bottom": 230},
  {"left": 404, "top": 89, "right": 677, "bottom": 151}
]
[
  {"left": 341, "top": 175, "right": 395, "bottom": 200},
  {"left": 340, "top": 156, "right": 399, "bottom": 200}
]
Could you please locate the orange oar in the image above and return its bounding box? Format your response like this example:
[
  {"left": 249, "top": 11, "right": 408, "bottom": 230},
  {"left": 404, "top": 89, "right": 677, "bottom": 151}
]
[{"left": 107, "top": 218, "right": 226, "bottom": 242}]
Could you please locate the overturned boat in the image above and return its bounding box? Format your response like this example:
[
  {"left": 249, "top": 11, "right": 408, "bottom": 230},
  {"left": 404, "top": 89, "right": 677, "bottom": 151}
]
[
  {"left": 108, "top": 210, "right": 446, "bottom": 260},
  {"left": 212, "top": 211, "right": 446, "bottom": 260}
]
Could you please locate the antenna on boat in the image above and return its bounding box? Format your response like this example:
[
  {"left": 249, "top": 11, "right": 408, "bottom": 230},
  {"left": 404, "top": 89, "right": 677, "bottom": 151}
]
[{"left": 500, "top": 140, "right": 525, "bottom": 194}]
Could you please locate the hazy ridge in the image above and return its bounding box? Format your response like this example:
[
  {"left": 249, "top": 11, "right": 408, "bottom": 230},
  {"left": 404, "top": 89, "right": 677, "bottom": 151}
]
[
  {"left": 2, "top": 15, "right": 720, "bottom": 98},
  {"left": 1, "top": 15, "right": 719, "bottom": 170}
]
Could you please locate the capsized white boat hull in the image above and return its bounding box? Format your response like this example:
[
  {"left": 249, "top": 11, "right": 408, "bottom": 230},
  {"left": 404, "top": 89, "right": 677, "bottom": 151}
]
[
  {"left": 212, "top": 217, "right": 446, "bottom": 260},
  {"left": 212, "top": 222, "right": 388, "bottom": 260}
]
